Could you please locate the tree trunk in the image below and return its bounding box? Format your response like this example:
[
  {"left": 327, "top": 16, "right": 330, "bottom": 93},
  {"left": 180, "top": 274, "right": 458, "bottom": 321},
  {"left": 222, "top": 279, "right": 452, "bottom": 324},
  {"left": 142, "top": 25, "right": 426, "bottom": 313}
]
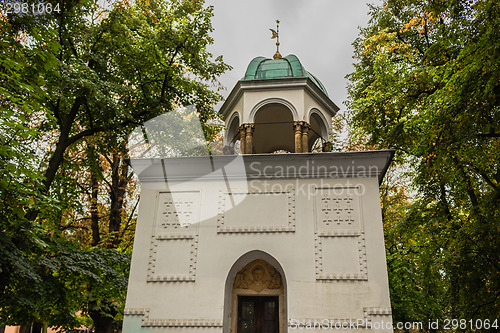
[
  {"left": 89, "top": 308, "right": 116, "bottom": 333},
  {"left": 25, "top": 95, "right": 86, "bottom": 222},
  {"left": 19, "top": 326, "right": 31, "bottom": 333},
  {"left": 32, "top": 322, "right": 42, "bottom": 333},
  {"left": 90, "top": 173, "right": 101, "bottom": 246},
  {"left": 43, "top": 95, "right": 86, "bottom": 193},
  {"left": 108, "top": 153, "right": 128, "bottom": 248}
]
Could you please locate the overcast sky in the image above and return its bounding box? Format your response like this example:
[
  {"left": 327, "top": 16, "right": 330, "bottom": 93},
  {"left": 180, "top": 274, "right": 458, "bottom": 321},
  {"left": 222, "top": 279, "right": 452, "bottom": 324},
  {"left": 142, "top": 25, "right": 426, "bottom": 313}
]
[{"left": 206, "top": 0, "right": 382, "bottom": 113}]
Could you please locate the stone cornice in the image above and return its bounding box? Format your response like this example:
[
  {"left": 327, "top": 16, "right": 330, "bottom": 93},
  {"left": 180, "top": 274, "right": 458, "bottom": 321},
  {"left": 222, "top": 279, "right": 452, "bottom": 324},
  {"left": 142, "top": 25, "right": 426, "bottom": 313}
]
[
  {"left": 128, "top": 150, "right": 395, "bottom": 185},
  {"left": 219, "top": 78, "right": 339, "bottom": 120}
]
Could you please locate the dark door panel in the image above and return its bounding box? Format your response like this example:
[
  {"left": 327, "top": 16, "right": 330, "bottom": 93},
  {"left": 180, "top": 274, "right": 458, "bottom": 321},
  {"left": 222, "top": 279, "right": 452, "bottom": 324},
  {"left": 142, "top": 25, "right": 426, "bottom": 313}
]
[{"left": 237, "top": 296, "right": 279, "bottom": 333}]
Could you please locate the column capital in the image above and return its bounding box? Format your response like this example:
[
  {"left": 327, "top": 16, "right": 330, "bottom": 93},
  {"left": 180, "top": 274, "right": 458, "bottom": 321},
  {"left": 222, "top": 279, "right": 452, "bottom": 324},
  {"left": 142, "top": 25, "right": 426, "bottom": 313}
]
[
  {"left": 239, "top": 123, "right": 254, "bottom": 154},
  {"left": 244, "top": 123, "right": 255, "bottom": 131}
]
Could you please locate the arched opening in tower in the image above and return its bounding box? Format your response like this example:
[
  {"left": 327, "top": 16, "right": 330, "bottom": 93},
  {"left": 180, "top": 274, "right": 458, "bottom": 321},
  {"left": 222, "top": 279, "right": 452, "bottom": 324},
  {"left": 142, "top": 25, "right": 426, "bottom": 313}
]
[
  {"left": 309, "top": 111, "right": 329, "bottom": 152},
  {"left": 226, "top": 113, "right": 241, "bottom": 154},
  {"left": 253, "top": 104, "right": 294, "bottom": 154}
]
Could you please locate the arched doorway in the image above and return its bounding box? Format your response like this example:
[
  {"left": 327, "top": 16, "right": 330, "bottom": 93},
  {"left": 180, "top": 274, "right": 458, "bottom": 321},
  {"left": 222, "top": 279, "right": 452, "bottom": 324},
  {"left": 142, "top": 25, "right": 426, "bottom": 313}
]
[{"left": 224, "top": 252, "right": 286, "bottom": 333}]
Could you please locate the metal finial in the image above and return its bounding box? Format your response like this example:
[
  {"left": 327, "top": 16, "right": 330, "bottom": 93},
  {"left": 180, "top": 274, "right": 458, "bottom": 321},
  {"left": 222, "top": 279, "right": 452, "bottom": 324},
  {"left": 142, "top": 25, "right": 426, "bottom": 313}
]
[{"left": 270, "top": 19, "right": 282, "bottom": 60}]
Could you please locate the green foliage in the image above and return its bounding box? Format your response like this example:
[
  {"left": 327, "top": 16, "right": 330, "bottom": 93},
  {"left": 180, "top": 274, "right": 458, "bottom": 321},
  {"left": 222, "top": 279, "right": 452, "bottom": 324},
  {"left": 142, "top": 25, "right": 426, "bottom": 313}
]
[
  {"left": 0, "top": 239, "right": 129, "bottom": 330},
  {"left": 55, "top": 245, "right": 131, "bottom": 325},
  {"left": 1, "top": 0, "right": 229, "bottom": 330},
  {"left": 0, "top": 12, "right": 59, "bottom": 328},
  {"left": 347, "top": 0, "right": 499, "bottom": 325}
]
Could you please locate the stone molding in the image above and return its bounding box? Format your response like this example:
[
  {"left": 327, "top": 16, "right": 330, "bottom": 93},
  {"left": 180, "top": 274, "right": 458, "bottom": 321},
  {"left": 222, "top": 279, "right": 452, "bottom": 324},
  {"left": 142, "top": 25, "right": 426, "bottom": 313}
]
[
  {"left": 219, "top": 78, "right": 339, "bottom": 120},
  {"left": 124, "top": 308, "right": 223, "bottom": 328},
  {"left": 288, "top": 307, "right": 392, "bottom": 328}
]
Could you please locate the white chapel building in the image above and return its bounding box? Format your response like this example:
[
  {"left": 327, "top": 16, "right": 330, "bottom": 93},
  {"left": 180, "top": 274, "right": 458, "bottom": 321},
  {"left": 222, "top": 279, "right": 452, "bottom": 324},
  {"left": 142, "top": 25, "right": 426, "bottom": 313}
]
[{"left": 123, "top": 51, "right": 394, "bottom": 333}]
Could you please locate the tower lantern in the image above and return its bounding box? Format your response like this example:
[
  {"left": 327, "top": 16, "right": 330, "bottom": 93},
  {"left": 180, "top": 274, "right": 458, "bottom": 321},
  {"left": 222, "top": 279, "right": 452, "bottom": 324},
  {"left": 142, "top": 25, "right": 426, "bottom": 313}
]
[{"left": 221, "top": 53, "right": 338, "bottom": 154}]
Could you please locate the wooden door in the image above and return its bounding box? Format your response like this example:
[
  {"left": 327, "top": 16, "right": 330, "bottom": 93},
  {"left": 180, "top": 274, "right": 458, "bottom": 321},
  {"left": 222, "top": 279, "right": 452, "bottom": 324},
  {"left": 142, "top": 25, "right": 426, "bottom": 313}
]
[{"left": 237, "top": 296, "right": 279, "bottom": 333}]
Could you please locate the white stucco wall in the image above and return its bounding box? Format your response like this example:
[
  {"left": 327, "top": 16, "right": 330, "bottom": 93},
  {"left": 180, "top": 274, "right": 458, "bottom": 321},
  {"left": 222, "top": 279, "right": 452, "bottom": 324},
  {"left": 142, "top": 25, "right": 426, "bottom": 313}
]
[{"left": 123, "top": 153, "right": 393, "bottom": 333}]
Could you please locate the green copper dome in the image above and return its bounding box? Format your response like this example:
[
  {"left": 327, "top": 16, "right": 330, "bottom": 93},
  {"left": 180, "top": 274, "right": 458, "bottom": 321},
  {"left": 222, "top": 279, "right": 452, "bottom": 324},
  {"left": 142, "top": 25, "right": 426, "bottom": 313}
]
[{"left": 242, "top": 54, "right": 328, "bottom": 96}]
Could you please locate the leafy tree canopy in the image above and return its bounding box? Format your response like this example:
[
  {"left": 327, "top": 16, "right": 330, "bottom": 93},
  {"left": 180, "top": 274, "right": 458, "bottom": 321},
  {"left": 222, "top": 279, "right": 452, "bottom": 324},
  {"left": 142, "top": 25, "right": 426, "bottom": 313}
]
[
  {"left": 347, "top": 0, "right": 499, "bottom": 324},
  {"left": 1, "top": 0, "right": 230, "bottom": 330}
]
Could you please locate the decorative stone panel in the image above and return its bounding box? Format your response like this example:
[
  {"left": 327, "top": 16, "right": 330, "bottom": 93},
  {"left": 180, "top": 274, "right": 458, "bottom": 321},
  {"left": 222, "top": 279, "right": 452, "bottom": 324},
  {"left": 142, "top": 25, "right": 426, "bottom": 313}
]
[
  {"left": 217, "top": 187, "right": 295, "bottom": 233},
  {"left": 315, "top": 186, "right": 362, "bottom": 232},
  {"left": 156, "top": 191, "right": 201, "bottom": 232},
  {"left": 147, "top": 234, "right": 198, "bottom": 282},
  {"left": 314, "top": 231, "right": 367, "bottom": 281}
]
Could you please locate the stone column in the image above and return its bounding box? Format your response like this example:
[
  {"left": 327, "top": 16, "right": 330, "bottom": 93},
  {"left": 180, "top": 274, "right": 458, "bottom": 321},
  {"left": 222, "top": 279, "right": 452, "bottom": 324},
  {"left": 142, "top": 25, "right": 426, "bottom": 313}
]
[
  {"left": 301, "top": 122, "right": 309, "bottom": 153},
  {"left": 244, "top": 124, "right": 255, "bottom": 154},
  {"left": 239, "top": 125, "right": 246, "bottom": 154},
  {"left": 294, "top": 121, "right": 302, "bottom": 153}
]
